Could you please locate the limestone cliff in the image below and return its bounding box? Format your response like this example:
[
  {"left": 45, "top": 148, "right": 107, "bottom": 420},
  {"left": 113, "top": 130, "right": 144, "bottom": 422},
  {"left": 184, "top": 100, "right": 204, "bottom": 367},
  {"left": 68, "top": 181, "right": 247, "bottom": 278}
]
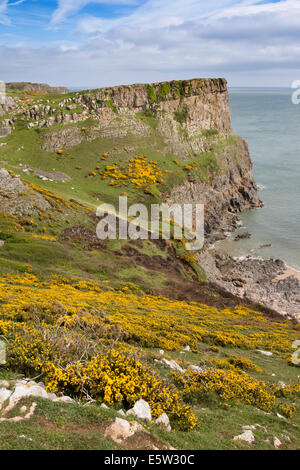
[
  {"left": 40, "top": 78, "right": 232, "bottom": 155},
  {"left": 2, "top": 78, "right": 262, "bottom": 242},
  {"left": 166, "top": 137, "right": 262, "bottom": 243},
  {"left": 70, "top": 78, "right": 260, "bottom": 241},
  {"left": 78, "top": 78, "right": 232, "bottom": 133}
]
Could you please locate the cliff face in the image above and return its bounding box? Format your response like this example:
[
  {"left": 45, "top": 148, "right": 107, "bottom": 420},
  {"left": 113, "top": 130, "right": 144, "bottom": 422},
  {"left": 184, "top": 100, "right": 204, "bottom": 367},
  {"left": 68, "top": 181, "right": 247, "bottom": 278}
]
[
  {"left": 76, "top": 78, "right": 259, "bottom": 241},
  {"left": 166, "top": 137, "right": 262, "bottom": 242},
  {"left": 40, "top": 79, "right": 233, "bottom": 156},
  {"left": 79, "top": 78, "right": 232, "bottom": 133},
  {"left": 2, "top": 78, "right": 262, "bottom": 242}
]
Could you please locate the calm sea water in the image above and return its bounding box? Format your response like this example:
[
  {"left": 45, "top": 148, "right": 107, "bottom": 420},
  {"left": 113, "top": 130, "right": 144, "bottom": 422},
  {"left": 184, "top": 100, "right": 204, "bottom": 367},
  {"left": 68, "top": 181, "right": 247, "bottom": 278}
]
[{"left": 218, "top": 88, "right": 300, "bottom": 270}]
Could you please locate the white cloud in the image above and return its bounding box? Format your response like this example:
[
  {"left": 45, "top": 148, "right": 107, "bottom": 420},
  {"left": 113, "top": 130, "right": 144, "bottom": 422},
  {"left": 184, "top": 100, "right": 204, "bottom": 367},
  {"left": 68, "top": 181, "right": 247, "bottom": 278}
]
[
  {"left": 59, "top": 44, "right": 78, "bottom": 52},
  {"left": 51, "top": 0, "right": 138, "bottom": 26},
  {"left": 0, "top": 0, "right": 26, "bottom": 25},
  {"left": 1, "top": 0, "right": 300, "bottom": 87}
]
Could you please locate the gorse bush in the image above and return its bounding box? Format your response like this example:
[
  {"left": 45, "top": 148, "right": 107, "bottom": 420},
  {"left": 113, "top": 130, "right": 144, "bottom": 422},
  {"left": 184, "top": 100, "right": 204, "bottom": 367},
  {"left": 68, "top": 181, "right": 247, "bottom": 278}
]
[
  {"left": 101, "top": 155, "right": 165, "bottom": 191},
  {"left": 43, "top": 349, "right": 199, "bottom": 430},
  {"left": 0, "top": 273, "right": 299, "bottom": 426},
  {"left": 174, "top": 368, "right": 276, "bottom": 412}
]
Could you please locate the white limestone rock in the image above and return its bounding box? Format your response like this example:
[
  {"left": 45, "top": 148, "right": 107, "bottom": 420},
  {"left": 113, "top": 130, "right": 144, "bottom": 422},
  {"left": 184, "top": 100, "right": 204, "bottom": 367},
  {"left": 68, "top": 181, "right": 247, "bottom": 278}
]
[
  {"left": 126, "top": 399, "right": 152, "bottom": 422},
  {"left": 0, "top": 380, "right": 9, "bottom": 389},
  {"left": 9, "top": 382, "right": 49, "bottom": 405},
  {"left": 188, "top": 365, "right": 207, "bottom": 374},
  {"left": 57, "top": 396, "right": 73, "bottom": 403},
  {"left": 233, "top": 430, "right": 255, "bottom": 444},
  {"left": 156, "top": 358, "right": 185, "bottom": 373},
  {"left": 0, "top": 388, "right": 11, "bottom": 405},
  {"left": 155, "top": 413, "right": 171, "bottom": 431},
  {"left": 256, "top": 350, "right": 273, "bottom": 357},
  {"left": 104, "top": 418, "right": 144, "bottom": 444},
  {"left": 274, "top": 437, "right": 282, "bottom": 449}
]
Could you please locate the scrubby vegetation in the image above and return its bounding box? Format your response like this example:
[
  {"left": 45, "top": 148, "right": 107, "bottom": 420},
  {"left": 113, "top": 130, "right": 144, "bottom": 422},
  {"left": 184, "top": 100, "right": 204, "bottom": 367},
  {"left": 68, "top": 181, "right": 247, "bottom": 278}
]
[{"left": 0, "top": 270, "right": 299, "bottom": 436}]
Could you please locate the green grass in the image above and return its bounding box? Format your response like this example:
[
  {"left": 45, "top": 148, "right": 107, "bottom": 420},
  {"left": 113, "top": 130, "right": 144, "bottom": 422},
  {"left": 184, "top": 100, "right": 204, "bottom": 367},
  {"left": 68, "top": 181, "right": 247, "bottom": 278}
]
[
  {"left": 135, "top": 111, "right": 158, "bottom": 130},
  {"left": 0, "top": 398, "right": 123, "bottom": 450},
  {"left": 0, "top": 367, "right": 298, "bottom": 450},
  {"left": 146, "top": 84, "right": 157, "bottom": 104},
  {"left": 174, "top": 106, "right": 189, "bottom": 124}
]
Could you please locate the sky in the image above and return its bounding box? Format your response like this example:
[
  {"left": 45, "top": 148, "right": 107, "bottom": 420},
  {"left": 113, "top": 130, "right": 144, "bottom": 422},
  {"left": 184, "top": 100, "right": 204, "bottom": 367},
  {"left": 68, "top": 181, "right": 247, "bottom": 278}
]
[{"left": 0, "top": 0, "right": 299, "bottom": 88}]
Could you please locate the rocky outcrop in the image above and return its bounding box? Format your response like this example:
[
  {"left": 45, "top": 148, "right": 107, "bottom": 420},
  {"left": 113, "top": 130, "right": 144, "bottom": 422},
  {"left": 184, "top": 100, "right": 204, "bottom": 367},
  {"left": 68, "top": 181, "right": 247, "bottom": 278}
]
[
  {"left": 0, "top": 96, "right": 17, "bottom": 135},
  {"left": 1, "top": 78, "right": 262, "bottom": 250},
  {"left": 6, "top": 82, "right": 69, "bottom": 94},
  {"left": 0, "top": 168, "right": 51, "bottom": 216},
  {"left": 0, "top": 96, "right": 17, "bottom": 116},
  {"left": 25, "top": 79, "right": 231, "bottom": 150},
  {"left": 0, "top": 378, "right": 74, "bottom": 423},
  {"left": 166, "top": 137, "right": 262, "bottom": 242},
  {"left": 77, "top": 78, "right": 232, "bottom": 133},
  {"left": 41, "top": 110, "right": 151, "bottom": 151},
  {"left": 196, "top": 250, "right": 300, "bottom": 319}
]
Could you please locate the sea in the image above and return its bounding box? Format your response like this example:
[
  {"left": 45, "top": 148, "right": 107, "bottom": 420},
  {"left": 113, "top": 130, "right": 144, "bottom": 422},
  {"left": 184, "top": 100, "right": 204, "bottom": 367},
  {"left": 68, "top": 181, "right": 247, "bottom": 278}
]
[{"left": 218, "top": 87, "right": 300, "bottom": 271}]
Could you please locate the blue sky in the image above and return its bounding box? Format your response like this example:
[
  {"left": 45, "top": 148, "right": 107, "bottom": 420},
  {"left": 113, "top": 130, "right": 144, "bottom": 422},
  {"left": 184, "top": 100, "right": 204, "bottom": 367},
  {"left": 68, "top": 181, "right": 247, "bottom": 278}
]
[{"left": 0, "top": 0, "right": 299, "bottom": 87}]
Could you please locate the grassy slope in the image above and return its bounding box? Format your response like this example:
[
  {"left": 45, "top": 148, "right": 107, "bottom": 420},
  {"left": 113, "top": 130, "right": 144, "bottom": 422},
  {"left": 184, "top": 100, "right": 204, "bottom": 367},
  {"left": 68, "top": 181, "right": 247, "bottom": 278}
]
[{"left": 1, "top": 346, "right": 299, "bottom": 450}]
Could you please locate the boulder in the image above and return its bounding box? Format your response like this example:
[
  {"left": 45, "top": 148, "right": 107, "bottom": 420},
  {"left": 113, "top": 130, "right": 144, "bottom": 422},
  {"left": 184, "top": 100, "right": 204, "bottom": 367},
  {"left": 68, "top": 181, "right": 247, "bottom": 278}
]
[
  {"left": 256, "top": 350, "right": 273, "bottom": 357},
  {"left": 0, "top": 388, "right": 11, "bottom": 405},
  {"left": 155, "top": 358, "right": 185, "bottom": 373},
  {"left": 274, "top": 437, "right": 282, "bottom": 449},
  {"left": 155, "top": 413, "right": 171, "bottom": 431},
  {"left": 104, "top": 418, "right": 144, "bottom": 444},
  {"left": 126, "top": 399, "right": 152, "bottom": 422},
  {"left": 9, "top": 381, "right": 49, "bottom": 405},
  {"left": 233, "top": 430, "right": 255, "bottom": 444}
]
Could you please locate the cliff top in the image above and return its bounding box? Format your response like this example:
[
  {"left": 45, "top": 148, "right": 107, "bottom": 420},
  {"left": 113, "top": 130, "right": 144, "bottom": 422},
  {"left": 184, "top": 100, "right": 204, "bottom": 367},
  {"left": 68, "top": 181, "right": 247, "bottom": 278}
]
[
  {"left": 6, "top": 82, "right": 69, "bottom": 94},
  {"left": 79, "top": 77, "right": 228, "bottom": 102}
]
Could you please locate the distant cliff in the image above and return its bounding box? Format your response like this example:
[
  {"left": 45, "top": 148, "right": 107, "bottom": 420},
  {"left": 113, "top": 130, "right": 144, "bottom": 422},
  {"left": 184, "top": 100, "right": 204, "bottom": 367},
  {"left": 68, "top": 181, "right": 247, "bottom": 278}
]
[{"left": 6, "top": 82, "right": 69, "bottom": 95}]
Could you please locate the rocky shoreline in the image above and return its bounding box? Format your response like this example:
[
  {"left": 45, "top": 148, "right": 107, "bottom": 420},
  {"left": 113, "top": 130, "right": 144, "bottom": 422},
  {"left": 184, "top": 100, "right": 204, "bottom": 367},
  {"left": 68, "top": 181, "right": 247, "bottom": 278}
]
[{"left": 197, "top": 245, "right": 300, "bottom": 321}]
